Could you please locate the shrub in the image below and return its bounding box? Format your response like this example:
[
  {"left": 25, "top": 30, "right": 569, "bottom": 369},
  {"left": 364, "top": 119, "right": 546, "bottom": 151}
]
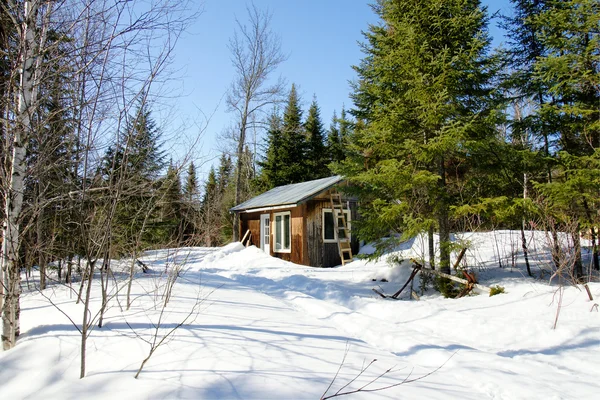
[{"left": 489, "top": 285, "right": 505, "bottom": 297}]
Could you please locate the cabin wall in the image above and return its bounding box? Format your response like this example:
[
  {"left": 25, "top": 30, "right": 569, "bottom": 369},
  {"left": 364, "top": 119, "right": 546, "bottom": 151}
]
[
  {"left": 305, "top": 197, "right": 359, "bottom": 268},
  {"left": 238, "top": 205, "right": 309, "bottom": 266}
]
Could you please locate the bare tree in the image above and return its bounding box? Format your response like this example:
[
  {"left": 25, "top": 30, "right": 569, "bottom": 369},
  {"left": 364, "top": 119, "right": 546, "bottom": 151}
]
[
  {"left": 0, "top": 3, "right": 201, "bottom": 384},
  {"left": 227, "top": 3, "right": 286, "bottom": 240}
]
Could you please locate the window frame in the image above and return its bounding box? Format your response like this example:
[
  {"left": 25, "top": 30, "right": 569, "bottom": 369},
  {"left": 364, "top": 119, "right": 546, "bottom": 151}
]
[
  {"left": 322, "top": 208, "right": 351, "bottom": 243},
  {"left": 273, "top": 211, "right": 292, "bottom": 253}
]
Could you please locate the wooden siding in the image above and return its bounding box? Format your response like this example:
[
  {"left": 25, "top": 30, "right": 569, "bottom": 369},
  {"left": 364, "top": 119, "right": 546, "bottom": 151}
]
[
  {"left": 305, "top": 195, "right": 359, "bottom": 268},
  {"left": 240, "top": 212, "right": 262, "bottom": 248}
]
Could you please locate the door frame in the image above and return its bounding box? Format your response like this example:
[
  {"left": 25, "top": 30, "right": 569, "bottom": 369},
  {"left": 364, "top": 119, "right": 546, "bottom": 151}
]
[{"left": 260, "top": 213, "right": 270, "bottom": 253}]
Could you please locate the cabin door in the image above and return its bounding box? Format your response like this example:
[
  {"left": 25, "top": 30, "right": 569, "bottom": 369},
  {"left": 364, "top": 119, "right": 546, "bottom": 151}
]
[{"left": 260, "top": 214, "right": 270, "bottom": 253}]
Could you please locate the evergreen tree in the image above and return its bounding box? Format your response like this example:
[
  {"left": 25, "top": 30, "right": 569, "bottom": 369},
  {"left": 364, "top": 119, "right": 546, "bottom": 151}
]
[
  {"left": 529, "top": 0, "right": 600, "bottom": 276},
  {"left": 304, "top": 96, "right": 329, "bottom": 179},
  {"left": 338, "top": 107, "right": 351, "bottom": 152},
  {"left": 200, "top": 166, "right": 220, "bottom": 246},
  {"left": 327, "top": 111, "right": 345, "bottom": 163},
  {"left": 155, "top": 162, "right": 184, "bottom": 244},
  {"left": 257, "top": 110, "right": 285, "bottom": 189},
  {"left": 217, "top": 154, "right": 233, "bottom": 195},
  {"left": 280, "top": 84, "right": 309, "bottom": 184},
  {"left": 101, "top": 101, "right": 167, "bottom": 253},
  {"left": 101, "top": 101, "right": 165, "bottom": 184},
  {"left": 501, "top": 0, "right": 555, "bottom": 180},
  {"left": 337, "top": 0, "right": 498, "bottom": 272},
  {"left": 181, "top": 161, "right": 200, "bottom": 242},
  {"left": 184, "top": 161, "right": 199, "bottom": 202}
]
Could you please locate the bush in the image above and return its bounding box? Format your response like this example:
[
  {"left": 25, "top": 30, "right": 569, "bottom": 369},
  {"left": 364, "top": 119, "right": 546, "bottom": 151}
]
[
  {"left": 489, "top": 285, "right": 505, "bottom": 297},
  {"left": 435, "top": 276, "right": 460, "bottom": 298}
]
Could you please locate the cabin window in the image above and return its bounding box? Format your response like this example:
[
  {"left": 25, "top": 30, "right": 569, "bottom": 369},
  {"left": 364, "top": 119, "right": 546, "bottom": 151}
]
[
  {"left": 274, "top": 211, "right": 291, "bottom": 253},
  {"left": 322, "top": 208, "right": 351, "bottom": 243}
]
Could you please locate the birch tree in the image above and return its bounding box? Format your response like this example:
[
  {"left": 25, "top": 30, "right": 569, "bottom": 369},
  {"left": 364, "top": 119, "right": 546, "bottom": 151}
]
[{"left": 1, "top": 0, "right": 51, "bottom": 351}]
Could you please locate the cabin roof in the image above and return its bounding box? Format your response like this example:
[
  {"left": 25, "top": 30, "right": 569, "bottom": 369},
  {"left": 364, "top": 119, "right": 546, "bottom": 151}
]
[{"left": 230, "top": 175, "right": 344, "bottom": 213}]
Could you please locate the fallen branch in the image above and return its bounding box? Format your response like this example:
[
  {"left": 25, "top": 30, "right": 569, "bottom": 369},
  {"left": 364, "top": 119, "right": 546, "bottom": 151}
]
[
  {"left": 417, "top": 265, "right": 491, "bottom": 294},
  {"left": 391, "top": 267, "right": 420, "bottom": 299},
  {"left": 453, "top": 248, "right": 467, "bottom": 270},
  {"left": 321, "top": 349, "right": 457, "bottom": 399}
]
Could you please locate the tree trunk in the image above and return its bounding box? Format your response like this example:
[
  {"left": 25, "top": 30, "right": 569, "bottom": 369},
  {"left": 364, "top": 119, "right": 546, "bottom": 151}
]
[
  {"left": 583, "top": 200, "right": 599, "bottom": 271},
  {"left": 551, "top": 225, "right": 561, "bottom": 270},
  {"left": 98, "top": 255, "right": 109, "bottom": 328},
  {"left": 37, "top": 202, "right": 46, "bottom": 290},
  {"left": 437, "top": 157, "right": 450, "bottom": 274},
  {"left": 521, "top": 222, "right": 532, "bottom": 277},
  {"left": 572, "top": 227, "right": 583, "bottom": 280},
  {"left": 80, "top": 259, "right": 95, "bottom": 378},
  {"left": 66, "top": 254, "right": 72, "bottom": 284},
  {"left": 522, "top": 172, "right": 532, "bottom": 277},
  {"left": 126, "top": 252, "right": 137, "bottom": 310},
  {"left": 233, "top": 112, "right": 248, "bottom": 242},
  {"left": 2, "top": 0, "right": 40, "bottom": 351},
  {"left": 428, "top": 225, "right": 435, "bottom": 269}
]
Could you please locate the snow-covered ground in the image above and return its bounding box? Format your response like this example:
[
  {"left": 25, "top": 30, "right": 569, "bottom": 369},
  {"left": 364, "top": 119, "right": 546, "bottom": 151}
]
[{"left": 1, "top": 231, "right": 599, "bottom": 399}]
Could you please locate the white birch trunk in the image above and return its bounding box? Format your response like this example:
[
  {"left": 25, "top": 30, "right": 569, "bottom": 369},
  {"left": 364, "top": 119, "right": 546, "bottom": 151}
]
[{"left": 1, "top": 0, "right": 40, "bottom": 351}]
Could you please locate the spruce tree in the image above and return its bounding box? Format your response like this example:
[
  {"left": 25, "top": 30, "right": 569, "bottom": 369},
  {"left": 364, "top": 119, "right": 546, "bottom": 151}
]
[
  {"left": 258, "top": 110, "right": 285, "bottom": 189},
  {"left": 181, "top": 161, "right": 200, "bottom": 242},
  {"left": 280, "top": 84, "right": 308, "bottom": 184},
  {"left": 101, "top": 101, "right": 167, "bottom": 253},
  {"left": 529, "top": 0, "right": 600, "bottom": 276},
  {"left": 200, "top": 166, "right": 220, "bottom": 246},
  {"left": 184, "top": 161, "right": 199, "bottom": 202},
  {"left": 156, "top": 162, "right": 183, "bottom": 243},
  {"left": 304, "top": 96, "right": 329, "bottom": 179},
  {"left": 327, "top": 111, "right": 345, "bottom": 163},
  {"left": 338, "top": 0, "right": 498, "bottom": 272}
]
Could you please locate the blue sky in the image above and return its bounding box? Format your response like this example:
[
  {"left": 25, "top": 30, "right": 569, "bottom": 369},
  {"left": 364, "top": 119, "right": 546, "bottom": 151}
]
[{"left": 166, "top": 0, "right": 513, "bottom": 178}]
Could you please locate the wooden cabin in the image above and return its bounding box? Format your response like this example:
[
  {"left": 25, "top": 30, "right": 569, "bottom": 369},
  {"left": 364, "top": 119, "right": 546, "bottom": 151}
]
[{"left": 230, "top": 176, "right": 359, "bottom": 267}]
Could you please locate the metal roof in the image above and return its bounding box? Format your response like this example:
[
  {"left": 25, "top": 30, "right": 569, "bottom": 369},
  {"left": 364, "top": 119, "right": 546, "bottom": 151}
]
[{"left": 230, "top": 175, "right": 344, "bottom": 212}]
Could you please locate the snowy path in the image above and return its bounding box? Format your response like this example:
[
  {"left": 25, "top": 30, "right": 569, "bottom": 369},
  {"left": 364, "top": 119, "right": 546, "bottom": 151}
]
[{"left": 201, "top": 244, "right": 600, "bottom": 400}]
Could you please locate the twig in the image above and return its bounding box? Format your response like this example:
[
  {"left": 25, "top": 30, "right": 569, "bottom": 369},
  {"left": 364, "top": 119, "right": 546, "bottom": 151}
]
[{"left": 321, "top": 350, "right": 458, "bottom": 399}]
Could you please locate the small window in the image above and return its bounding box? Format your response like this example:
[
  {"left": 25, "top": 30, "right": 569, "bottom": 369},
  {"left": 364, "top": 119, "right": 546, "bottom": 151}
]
[
  {"left": 274, "top": 212, "right": 291, "bottom": 253},
  {"left": 323, "top": 208, "right": 351, "bottom": 243}
]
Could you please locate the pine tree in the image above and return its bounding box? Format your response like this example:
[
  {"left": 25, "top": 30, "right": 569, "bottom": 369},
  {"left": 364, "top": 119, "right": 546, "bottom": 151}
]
[
  {"left": 304, "top": 96, "right": 329, "bottom": 179},
  {"left": 338, "top": 0, "right": 498, "bottom": 272}
]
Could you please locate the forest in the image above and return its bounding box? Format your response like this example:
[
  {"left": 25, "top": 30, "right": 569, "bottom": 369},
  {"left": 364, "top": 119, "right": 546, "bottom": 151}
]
[{"left": 0, "top": 0, "right": 598, "bottom": 372}]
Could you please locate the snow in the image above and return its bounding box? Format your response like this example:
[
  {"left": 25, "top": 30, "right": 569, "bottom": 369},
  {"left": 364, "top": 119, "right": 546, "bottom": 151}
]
[{"left": 1, "top": 232, "right": 599, "bottom": 399}]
